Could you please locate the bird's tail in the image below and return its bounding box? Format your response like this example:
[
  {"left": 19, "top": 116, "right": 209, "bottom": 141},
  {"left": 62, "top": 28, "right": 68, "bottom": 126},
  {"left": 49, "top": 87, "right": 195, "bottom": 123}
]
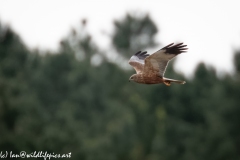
[{"left": 163, "top": 78, "right": 186, "bottom": 86}]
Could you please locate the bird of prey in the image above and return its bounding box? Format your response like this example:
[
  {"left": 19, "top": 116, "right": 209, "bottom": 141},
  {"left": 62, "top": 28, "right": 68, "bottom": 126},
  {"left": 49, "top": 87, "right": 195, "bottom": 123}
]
[{"left": 128, "top": 43, "right": 188, "bottom": 86}]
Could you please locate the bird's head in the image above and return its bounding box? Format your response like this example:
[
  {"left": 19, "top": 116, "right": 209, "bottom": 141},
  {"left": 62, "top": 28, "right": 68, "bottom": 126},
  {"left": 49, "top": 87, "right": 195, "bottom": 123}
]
[{"left": 129, "top": 74, "right": 138, "bottom": 82}]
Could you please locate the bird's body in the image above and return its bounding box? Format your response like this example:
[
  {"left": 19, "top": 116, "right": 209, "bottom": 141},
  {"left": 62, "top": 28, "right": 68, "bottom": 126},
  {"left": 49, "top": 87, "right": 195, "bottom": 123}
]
[
  {"left": 128, "top": 43, "right": 188, "bottom": 86},
  {"left": 130, "top": 73, "right": 164, "bottom": 84}
]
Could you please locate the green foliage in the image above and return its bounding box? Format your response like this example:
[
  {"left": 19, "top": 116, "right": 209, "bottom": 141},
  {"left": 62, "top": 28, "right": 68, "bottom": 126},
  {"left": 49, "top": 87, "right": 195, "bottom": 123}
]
[
  {"left": 0, "top": 13, "right": 240, "bottom": 160},
  {"left": 234, "top": 50, "right": 240, "bottom": 76},
  {"left": 112, "top": 13, "right": 158, "bottom": 57}
]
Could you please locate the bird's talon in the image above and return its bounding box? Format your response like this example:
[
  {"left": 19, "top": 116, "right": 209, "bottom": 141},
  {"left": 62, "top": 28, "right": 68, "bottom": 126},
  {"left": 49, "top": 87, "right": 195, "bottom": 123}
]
[{"left": 164, "top": 81, "right": 171, "bottom": 86}]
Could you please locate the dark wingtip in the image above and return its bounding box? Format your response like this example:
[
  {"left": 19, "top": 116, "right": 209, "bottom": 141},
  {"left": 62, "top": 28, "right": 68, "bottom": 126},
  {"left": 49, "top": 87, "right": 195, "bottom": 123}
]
[
  {"left": 140, "top": 51, "right": 147, "bottom": 55},
  {"left": 134, "top": 51, "right": 142, "bottom": 55},
  {"left": 161, "top": 43, "right": 174, "bottom": 50},
  {"left": 162, "top": 42, "right": 188, "bottom": 54},
  {"left": 132, "top": 51, "right": 149, "bottom": 60}
]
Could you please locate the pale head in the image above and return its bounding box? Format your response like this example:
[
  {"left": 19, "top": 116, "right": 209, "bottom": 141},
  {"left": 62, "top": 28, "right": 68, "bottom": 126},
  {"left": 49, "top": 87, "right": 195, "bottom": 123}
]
[{"left": 129, "top": 74, "right": 138, "bottom": 82}]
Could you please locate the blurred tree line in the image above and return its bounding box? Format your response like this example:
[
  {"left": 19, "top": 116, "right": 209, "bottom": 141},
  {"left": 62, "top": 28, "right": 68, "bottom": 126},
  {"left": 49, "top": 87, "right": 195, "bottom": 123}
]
[{"left": 0, "top": 14, "right": 240, "bottom": 160}]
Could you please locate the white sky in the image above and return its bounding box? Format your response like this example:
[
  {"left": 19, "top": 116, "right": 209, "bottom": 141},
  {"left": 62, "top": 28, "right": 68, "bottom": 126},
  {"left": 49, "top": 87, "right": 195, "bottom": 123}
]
[{"left": 0, "top": 0, "right": 240, "bottom": 76}]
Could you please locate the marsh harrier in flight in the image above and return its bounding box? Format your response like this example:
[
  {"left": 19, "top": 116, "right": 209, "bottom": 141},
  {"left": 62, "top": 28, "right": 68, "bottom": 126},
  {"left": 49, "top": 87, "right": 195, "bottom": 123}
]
[{"left": 129, "top": 43, "right": 188, "bottom": 86}]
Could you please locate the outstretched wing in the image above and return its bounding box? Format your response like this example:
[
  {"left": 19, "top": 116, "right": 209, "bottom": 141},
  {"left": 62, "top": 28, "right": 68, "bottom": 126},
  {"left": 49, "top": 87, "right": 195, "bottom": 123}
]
[
  {"left": 129, "top": 51, "right": 149, "bottom": 74},
  {"left": 144, "top": 43, "right": 188, "bottom": 77}
]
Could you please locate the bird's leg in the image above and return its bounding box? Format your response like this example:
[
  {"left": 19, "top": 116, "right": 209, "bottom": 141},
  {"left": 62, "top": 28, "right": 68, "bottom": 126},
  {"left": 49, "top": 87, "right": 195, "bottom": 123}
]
[{"left": 164, "top": 81, "right": 171, "bottom": 86}]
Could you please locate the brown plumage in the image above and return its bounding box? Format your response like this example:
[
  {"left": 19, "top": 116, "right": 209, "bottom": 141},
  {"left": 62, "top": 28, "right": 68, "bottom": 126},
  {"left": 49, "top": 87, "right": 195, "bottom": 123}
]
[{"left": 128, "top": 43, "right": 188, "bottom": 86}]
